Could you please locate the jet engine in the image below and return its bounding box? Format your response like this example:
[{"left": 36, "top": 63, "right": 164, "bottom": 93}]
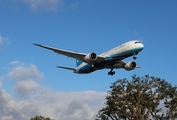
[
  {"left": 84, "top": 52, "right": 97, "bottom": 64},
  {"left": 124, "top": 61, "right": 137, "bottom": 71}
]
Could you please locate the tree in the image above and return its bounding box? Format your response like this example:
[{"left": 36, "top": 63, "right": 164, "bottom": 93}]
[
  {"left": 96, "top": 75, "right": 177, "bottom": 120},
  {"left": 30, "top": 116, "right": 54, "bottom": 120}
]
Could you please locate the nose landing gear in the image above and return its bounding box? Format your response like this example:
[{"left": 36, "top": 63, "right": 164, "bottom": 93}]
[
  {"left": 133, "top": 53, "right": 137, "bottom": 60},
  {"left": 133, "top": 55, "right": 137, "bottom": 60},
  {"left": 108, "top": 69, "right": 115, "bottom": 76}
]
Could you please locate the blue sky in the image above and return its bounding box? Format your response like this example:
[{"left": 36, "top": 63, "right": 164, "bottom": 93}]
[{"left": 0, "top": 0, "right": 177, "bottom": 119}]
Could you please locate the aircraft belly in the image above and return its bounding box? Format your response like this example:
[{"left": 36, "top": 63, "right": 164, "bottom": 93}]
[
  {"left": 94, "top": 59, "right": 123, "bottom": 70},
  {"left": 77, "top": 64, "right": 93, "bottom": 73}
]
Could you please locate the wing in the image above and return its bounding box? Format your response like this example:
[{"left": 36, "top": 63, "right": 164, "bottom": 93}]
[
  {"left": 112, "top": 61, "right": 141, "bottom": 69},
  {"left": 33, "top": 43, "right": 105, "bottom": 63},
  {"left": 112, "top": 60, "right": 126, "bottom": 68}
]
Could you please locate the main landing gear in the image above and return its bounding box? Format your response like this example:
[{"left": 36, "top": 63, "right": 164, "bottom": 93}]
[{"left": 108, "top": 69, "right": 115, "bottom": 76}]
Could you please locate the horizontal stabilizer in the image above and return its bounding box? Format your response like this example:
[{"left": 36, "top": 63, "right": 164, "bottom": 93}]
[
  {"left": 136, "top": 66, "right": 142, "bottom": 68},
  {"left": 56, "top": 66, "right": 76, "bottom": 71}
]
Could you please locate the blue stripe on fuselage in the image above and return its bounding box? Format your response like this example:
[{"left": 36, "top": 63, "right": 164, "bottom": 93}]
[
  {"left": 77, "top": 64, "right": 92, "bottom": 73},
  {"left": 108, "top": 46, "right": 143, "bottom": 59}
]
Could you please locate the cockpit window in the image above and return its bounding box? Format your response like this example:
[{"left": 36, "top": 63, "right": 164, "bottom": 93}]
[{"left": 135, "top": 41, "right": 141, "bottom": 44}]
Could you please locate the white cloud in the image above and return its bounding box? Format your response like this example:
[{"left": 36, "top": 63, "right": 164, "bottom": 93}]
[
  {"left": 9, "top": 64, "right": 44, "bottom": 81},
  {"left": 21, "top": 0, "right": 64, "bottom": 12},
  {"left": 10, "top": 60, "right": 20, "bottom": 65},
  {"left": 0, "top": 63, "right": 106, "bottom": 120},
  {"left": 0, "top": 35, "right": 9, "bottom": 48},
  {"left": 9, "top": 64, "right": 44, "bottom": 98},
  {"left": 32, "top": 90, "right": 105, "bottom": 120},
  {"left": 0, "top": 86, "right": 105, "bottom": 120},
  {"left": 15, "top": 80, "right": 39, "bottom": 97}
]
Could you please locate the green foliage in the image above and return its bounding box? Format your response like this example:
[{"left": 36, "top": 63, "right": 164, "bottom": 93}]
[
  {"left": 30, "top": 116, "right": 54, "bottom": 120},
  {"left": 96, "top": 75, "right": 177, "bottom": 120}
]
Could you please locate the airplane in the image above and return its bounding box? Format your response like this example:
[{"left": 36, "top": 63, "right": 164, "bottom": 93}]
[{"left": 33, "top": 40, "right": 144, "bottom": 76}]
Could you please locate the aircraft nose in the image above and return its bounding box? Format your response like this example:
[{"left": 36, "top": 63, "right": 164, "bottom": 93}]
[
  {"left": 141, "top": 43, "right": 144, "bottom": 48},
  {"left": 140, "top": 43, "right": 144, "bottom": 50}
]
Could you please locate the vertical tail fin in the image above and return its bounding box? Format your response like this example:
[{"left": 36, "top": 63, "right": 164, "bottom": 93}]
[{"left": 76, "top": 59, "right": 83, "bottom": 67}]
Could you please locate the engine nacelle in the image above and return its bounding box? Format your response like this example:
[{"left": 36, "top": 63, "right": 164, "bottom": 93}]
[
  {"left": 84, "top": 52, "right": 97, "bottom": 64},
  {"left": 124, "top": 61, "right": 137, "bottom": 71}
]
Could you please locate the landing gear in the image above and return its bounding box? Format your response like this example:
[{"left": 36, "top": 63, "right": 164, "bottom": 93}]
[
  {"left": 133, "top": 53, "right": 137, "bottom": 60},
  {"left": 108, "top": 69, "right": 115, "bottom": 76},
  {"left": 133, "top": 55, "right": 137, "bottom": 60}
]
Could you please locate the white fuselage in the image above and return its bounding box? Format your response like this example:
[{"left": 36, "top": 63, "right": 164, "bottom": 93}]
[{"left": 75, "top": 40, "right": 144, "bottom": 73}]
